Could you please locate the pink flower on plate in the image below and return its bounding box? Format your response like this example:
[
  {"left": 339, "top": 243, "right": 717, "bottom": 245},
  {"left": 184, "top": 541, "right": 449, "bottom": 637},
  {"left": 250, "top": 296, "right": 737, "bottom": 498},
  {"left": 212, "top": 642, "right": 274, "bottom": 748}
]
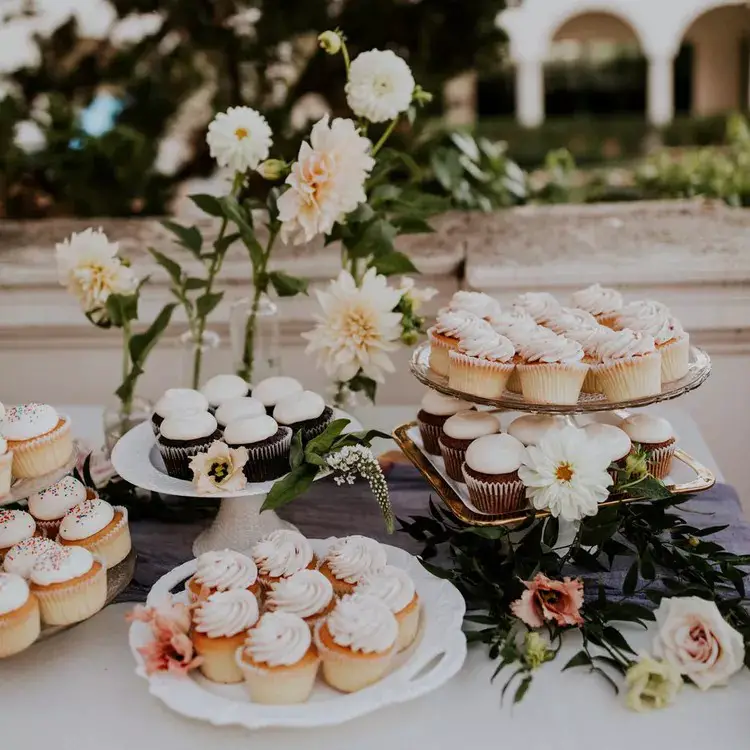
[{"left": 511, "top": 573, "right": 584, "bottom": 628}]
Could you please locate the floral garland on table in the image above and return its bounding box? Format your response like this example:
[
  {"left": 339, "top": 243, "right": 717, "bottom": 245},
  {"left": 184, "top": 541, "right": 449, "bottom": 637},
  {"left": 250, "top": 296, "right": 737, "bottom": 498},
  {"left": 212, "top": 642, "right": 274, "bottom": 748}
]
[{"left": 401, "top": 426, "right": 750, "bottom": 711}]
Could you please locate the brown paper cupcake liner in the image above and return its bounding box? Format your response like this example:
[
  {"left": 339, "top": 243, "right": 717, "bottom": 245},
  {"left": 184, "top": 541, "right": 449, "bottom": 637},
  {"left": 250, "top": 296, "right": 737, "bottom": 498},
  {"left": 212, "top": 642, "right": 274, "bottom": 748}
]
[
  {"left": 242, "top": 428, "right": 293, "bottom": 483},
  {"left": 659, "top": 336, "right": 690, "bottom": 383},
  {"left": 645, "top": 443, "right": 676, "bottom": 480},
  {"left": 592, "top": 350, "right": 662, "bottom": 402},
  {"left": 462, "top": 466, "right": 527, "bottom": 514},
  {"left": 516, "top": 362, "right": 588, "bottom": 405},
  {"left": 10, "top": 417, "right": 74, "bottom": 479},
  {"left": 417, "top": 420, "right": 442, "bottom": 455},
  {"left": 439, "top": 442, "right": 468, "bottom": 483},
  {"left": 33, "top": 559, "right": 107, "bottom": 626},
  {"left": 157, "top": 437, "right": 218, "bottom": 480},
  {"left": 448, "top": 352, "right": 514, "bottom": 398}
]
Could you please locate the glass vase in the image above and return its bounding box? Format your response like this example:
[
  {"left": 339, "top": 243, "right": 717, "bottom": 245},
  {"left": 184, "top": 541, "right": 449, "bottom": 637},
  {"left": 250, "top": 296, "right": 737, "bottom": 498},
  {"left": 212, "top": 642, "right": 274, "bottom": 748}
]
[
  {"left": 178, "top": 329, "right": 221, "bottom": 389},
  {"left": 103, "top": 396, "right": 153, "bottom": 456},
  {"left": 229, "top": 293, "right": 281, "bottom": 384}
]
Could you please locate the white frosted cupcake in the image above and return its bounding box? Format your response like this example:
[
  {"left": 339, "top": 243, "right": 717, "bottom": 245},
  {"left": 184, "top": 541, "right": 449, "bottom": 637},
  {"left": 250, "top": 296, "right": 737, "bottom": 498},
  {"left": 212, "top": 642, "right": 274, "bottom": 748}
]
[
  {"left": 156, "top": 411, "right": 221, "bottom": 480},
  {"left": 507, "top": 414, "right": 567, "bottom": 447},
  {"left": 223, "top": 415, "right": 292, "bottom": 482},
  {"left": 543, "top": 306, "right": 599, "bottom": 334},
  {"left": 314, "top": 594, "right": 398, "bottom": 693},
  {"left": 57, "top": 499, "right": 131, "bottom": 569},
  {"left": 186, "top": 549, "right": 261, "bottom": 603},
  {"left": 265, "top": 569, "right": 335, "bottom": 629},
  {"left": 570, "top": 283, "right": 623, "bottom": 328},
  {"left": 29, "top": 546, "right": 106, "bottom": 626},
  {"left": 151, "top": 388, "right": 208, "bottom": 435},
  {"left": 3, "top": 404, "right": 73, "bottom": 479},
  {"left": 200, "top": 374, "right": 251, "bottom": 412},
  {"left": 191, "top": 589, "right": 260, "bottom": 684},
  {"left": 252, "top": 530, "right": 316, "bottom": 590},
  {"left": 0, "top": 573, "right": 40, "bottom": 657},
  {"left": 318, "top": 535, "right": 387, "bottom": 597},
  {"left": 357, "top": 565, "right": 420, "bottom": 651},
  {"left": 461, "top": 433, "right": 527, "bottom": 515},
  {"left": 448, "top": 326, "right": 515, "bottom": 398},
  {"left": 582, "top": 422, "right": 632, "bottom": 482},
  {"left": 416, "top": 391, "right": 474, "bottom": 455},
  {"left": 214, "top": 396, "right": 265, "bottom": 429},
  {"left": 515, "top": 331, "right": 588, "bottom": 405},
  {"left": 489, "top": 314, "right": 539, "bottom": 393},
  {"left": 448, "top": 290, "right": 500, "bottom": 319},
  {"left": 3, "top": 537, "right": 61, "bottom": 578},
  {"left": 252, "top": 377, "right": 304, "bottom": 415},
  {"left": 592, "top": 330, "right": 662, "bottom": 401},
  {"left": 438, "top": 411, "right": 500, "bottom": 482},
  {"left": 0, "top": 436, "right": 12, "bottom": 500},
  {"left": 27, "top": 475, "right": 90, "bottom": 538},
  {"left": 0, "top": 510, "right": 36, "bottom": 562},
  {"left": 237, "top": 611, "right": 320, "bottom": 704},
  {"left": 564, "top": 325, "right": 619, "bottom": 393},
  {"left": 427, "top": 309, "right": 483, "bottom": 377},
  {"left": 619, "top": 414, "right": 676, "bottom": 479},
  {"left": 273, "top": 390, "right": 334, "bottom": 444},
  {"left": 512, "top": 292, "right": 561, "bottom": 324}
]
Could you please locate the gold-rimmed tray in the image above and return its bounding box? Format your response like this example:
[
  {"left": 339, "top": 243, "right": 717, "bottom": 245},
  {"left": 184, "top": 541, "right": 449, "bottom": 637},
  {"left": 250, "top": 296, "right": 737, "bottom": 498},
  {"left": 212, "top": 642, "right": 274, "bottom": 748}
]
[{"left": 392, "top": 421, "right": 716, "bottom": 528}]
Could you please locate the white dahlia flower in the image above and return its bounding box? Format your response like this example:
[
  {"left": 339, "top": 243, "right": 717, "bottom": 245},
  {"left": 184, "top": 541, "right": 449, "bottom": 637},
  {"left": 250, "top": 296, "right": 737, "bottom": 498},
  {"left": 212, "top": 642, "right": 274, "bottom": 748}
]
[
  {"left": 206, "top": 106, "right": 272, "bottom": 173},
  {"left": 345, "top": 49, "right": 415, "bottom": 123}
]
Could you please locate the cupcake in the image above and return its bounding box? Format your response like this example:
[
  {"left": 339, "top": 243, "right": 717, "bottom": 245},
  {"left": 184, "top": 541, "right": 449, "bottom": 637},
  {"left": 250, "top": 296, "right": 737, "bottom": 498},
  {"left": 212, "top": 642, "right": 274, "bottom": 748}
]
[
  {"left": 564, "top": 325, "right": 619, "bottom": 394},
  {"left": 214, "top": 396, "right": 265, "bottom": 430},
  {"left": 191, "top": 589, "right": 259, "bottom": 684},
  {"left": 29, "top": 546, "right": 106, "bottom": 626},
  {"left": 448, "top": 327, "right": 515, "bottom": 399},
  {"left": 461, "top": 433, "right": 527, "bottom": 515},
  {"left": 488, "top": 308, "right": 537, "bottom": 337},
  {"left": 0, "top": 436, "right": 12, "bottom": 500},
  {"left": 237, "top": 611, "right": 320, "bottom": 704},
  {"left": 223, "top": 415, "right": 292, "bottom": 483},
  {"left": 543, "top": 306, "right": 599, "bottom": 334},
  {"left": 489, "top": 314, "right": 539, "bottom": 394},
  {"left": 3, "top": 537, "right": 61, "bottom": 578},
  {"left": 512, "top": 292, "right": 561, "bottom": 325},
  {"left": 200, "top": 374, "right": 251, "bottom": 413},
  {"left": 416, "top": 391, "right": 474, "bottom": 455},
  {"left": 273, "top": 391, "right": 334, "bottom": 444},
  {"left": 427, "top": 309, "right": 483, "bottom": 377},
  {"left": 186, "top": 549, "right": 261, "bottom": 604},
  {"left": 314, "top": 594, "right": 398, "bottom": 693},
  {"left": 448, "top": 290, "right": 500, "bottom": 319},
  {"left": 252, "top": 377, "right": 304, "bottom": 415},
  {"left": 357, "top": 565, "right": 420, "bottom": 651},
  {"left": 619, "top": 414, "right": 676, "bottom": 480},
  {"left": 582, "top": 422, "right": 632, "bottom": 482},
  {"left": 2, "top": 404, "right": 73, "bottom": 479},
  {"left": 57, "top": 498, "right": 131, "bottom": 569},
  {"left": 570, "top": 283, "right": 623, "bottom": 328},
  {"left": 156, "top": 411, "right": 221, "bottom": 480},
  {"left": 27, "top": 475, "right": 90, "bottom": 538},
  {"left": 265, "top": 569, "right": 335, "bottom": 629},
  {"left": 438, "top": 411, "right": 501, "bottom": 482},
  {"left": 318, "top": 535, "right": 387, "bottom": 597},
  {"left": 151, "top": 388, "right": 208, "bottom": 436},
  {"left": 592, "top": 330, "right": 662, "bottom": 401},
  {"left": 0, "top": 510, "right": 36, "bottom": 562},
  {"left": 0, "top": 573, "right": 40, "bottom": 657},
  {"left": 515, "top": 332, "right": 588, "bottom": 405},
  {"left": 507, "top": 414, "right": 567, "bottom": 447},
  {"left": 252, "top": 530, "right": 316, "bottom": 590}
]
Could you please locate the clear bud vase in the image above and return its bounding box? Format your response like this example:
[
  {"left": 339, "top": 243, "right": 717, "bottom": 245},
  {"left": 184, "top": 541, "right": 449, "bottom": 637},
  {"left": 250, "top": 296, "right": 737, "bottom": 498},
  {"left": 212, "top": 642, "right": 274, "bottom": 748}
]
[
  {"left": 103, "top": 396, "right": 153, "bottom": 456},
  {"left": 229, "top": 293, "right": 281, "bottom": 384},
  {"left": 178, "top": 330, "right": 221, "bottom": 389}
]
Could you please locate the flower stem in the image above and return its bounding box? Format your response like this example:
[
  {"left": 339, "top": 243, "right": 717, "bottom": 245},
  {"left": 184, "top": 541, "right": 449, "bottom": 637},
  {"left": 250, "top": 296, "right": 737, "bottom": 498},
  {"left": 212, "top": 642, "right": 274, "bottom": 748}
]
[
  {"left": 333, "top": 381, "right": 348, "bottom": 409},
  {"left": 341, "top": 39, "right": 351, "bottom": 76},
  {"left": 372, "top": 117, "right": 399, "bottom": 156},
  {"left": 120, "top": 319, "right": 133, "bottom": 436}
]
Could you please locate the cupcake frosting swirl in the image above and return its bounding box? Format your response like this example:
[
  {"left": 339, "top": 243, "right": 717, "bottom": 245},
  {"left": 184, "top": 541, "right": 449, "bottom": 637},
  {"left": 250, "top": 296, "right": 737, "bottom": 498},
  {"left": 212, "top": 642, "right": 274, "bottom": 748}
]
[
  {"left": 457, "top": 327, "right": 514, "bottom": 362},
  {"left": 357, "top": 565, "right": 416, "bottom": 613},
  {"left": 194, "top": 549, "right": 258, "bottom": 591},
  {"left": 28, "top": 475, "right": 88, "bottom": 521},
  {"left": 267, "top": 569, "right": 333, "bottom": 618},
  {"left": 518, "top": 332, "right": 584, "bottom": 364},
  {"left": 545, "top": 306, "right": 599, "bottom": 334},
  {"left": 0, "top": 573, "right": 29, "bottom": 615},
  {"left": 596, "top": 329, "right": 656, "bottom": 361},
  {"left": 3, "top": 537, "right": 60, "bottom": 578},
  {"left": 513, "top": 292, "right": 560, "bottom": 322},
  {"left": 0, "top": 509, "right": 35, "bottom": 548},
  {"left": 2, "top": 403, "right": 60, "bottom": 441},
  {"left": 58, "top": 499, "right": 115, "bottom": 541},
  {"left": 31, "top": 546, "right": 94, "bottom": 585},
  {"left": 616, "top": 302, "right": 683, "bottom": 344},
  {"left": 432, "top": 309, "right": 484, "bottom": 339},
  {"left": 245, "top": 611, "right": 311, "bottom": 666},
  {"left": 253, "top": 530, "right": 313, "bottom": 578},
  {"left": 570, "top": 284, "right": 623, "bottom": 316},
  {"left": 564, "top": 325, "right": 618, "bottom": 357},
  {"left": 326, "top": 594, "right": 398, "bottom": 654},
  {"left": 325, "top": 535, "right": 387, "bottom": 584},
  {"left": 193, "top": 589, "right": 259, "bottom": 638},
  {"left": 448, "top": 291, "right": 500, "bottom": 319}
]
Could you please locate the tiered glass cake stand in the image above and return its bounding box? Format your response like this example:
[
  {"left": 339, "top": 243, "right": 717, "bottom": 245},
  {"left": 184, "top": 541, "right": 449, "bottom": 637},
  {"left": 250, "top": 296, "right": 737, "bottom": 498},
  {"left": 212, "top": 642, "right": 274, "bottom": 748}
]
[{"left": 393, "top": 342, "right": 716, "bottom": 527}]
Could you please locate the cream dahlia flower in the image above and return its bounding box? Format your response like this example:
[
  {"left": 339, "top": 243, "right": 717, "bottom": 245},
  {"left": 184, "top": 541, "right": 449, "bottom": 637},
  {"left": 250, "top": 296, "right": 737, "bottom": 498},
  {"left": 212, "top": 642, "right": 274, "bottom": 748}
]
[
  {"left": 277, "top": 115, "right": 374, "bottom": 245},
  {"left": 206, "top": 106, "right": 272, "bottom": 173},
  {"left": 56, "top": 228, "right": 138, "bottom": 315},
  {"left": 346, "top": 49, "right": 415, "bottom": 123},
  {"left": 302, "top": 268, "right": 403, "bottom": 382},
  {"left": 518, "top": 426, "right": 612, "bottom": 522}
]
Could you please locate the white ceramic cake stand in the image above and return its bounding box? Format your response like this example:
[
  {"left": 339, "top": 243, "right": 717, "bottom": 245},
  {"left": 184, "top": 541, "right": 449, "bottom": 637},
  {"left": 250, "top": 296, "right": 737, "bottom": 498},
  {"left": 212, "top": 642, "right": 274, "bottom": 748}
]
[{"left": 110, "top": 409, "right": 361, "bottom": 557}]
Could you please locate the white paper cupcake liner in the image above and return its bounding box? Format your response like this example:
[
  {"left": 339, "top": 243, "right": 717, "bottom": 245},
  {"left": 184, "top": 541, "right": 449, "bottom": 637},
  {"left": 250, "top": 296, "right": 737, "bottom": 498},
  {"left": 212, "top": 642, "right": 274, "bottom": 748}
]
[
  {"left": 448, "top": 352, "right": 514, "bottom": 398},
  {"left": 593, "top": 350, "right": 662, "bottom": 401},
  {"left": 659, "top": 335, "right": 690, "bottom": 382},
  {"left": 10, "top": 416, "right": 73, "bottom": 479},
  {"left": 516, "top": 362, "right": 588, "bottom": 405},
  {"left": 506, "top": 367, "right": 522, "bottom": 394},
  {"left": 236, "top": 648, "right": 320, "bottom": 705},
  {"left": 428, "top": 330, "right": 455, "bottom": 376},
  {"left": 59, "top": 506, "right": 131, "bottom": 570},
  {"left": 462, "top": 465, "right": 527, "bottom": 514},
  {"left": 33, "top": 557, "right": 107, "bottom": 626},
  {"left": 0, "top": 451, "right": 12, "bottom": 499},
  {"left": 0, "top": 595, "right": 40, "bottom": 657}
]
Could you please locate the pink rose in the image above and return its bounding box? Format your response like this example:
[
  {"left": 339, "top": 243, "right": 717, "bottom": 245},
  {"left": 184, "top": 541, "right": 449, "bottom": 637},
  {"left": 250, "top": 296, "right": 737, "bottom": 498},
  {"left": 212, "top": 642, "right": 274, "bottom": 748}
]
[
  {"left": 653, "top": 596, "right": 745, "bottom": 690},
  {"left": 511, "top": 573, "right": 584, "bottom": 628}
]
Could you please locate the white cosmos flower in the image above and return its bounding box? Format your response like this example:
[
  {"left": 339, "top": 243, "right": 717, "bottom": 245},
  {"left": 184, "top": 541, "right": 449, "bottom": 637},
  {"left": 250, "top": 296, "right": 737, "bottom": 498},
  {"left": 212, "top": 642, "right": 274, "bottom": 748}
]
[
  {"left": 206, "top": 106, "right": 272, "bottom": 173},
  {"left": 398, "top": 276, "right": 437, "bottom": 312},
  {"left": 346, "top": 49, "right": 415, "bottom": 123},
  {"left": 518, "top": 426, "right": 612, "bottom": 522},
  {"left": 14, "top": 120, "right": 46, "bottom": 154},
  {"left": 277, "top": 115, "right": 374, "bottom": 245},
  {"left": 302, "top": 268, "right": 403, "bottom": 383},
  {"left": 56, "top": 228, "right": 138, "bottom": 315}
]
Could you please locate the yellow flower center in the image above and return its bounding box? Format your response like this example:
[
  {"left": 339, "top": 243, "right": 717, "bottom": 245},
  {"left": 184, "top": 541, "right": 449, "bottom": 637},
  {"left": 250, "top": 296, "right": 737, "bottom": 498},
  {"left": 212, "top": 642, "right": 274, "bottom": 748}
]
[
  {"left": 555, "top": 462, "right": 575, "bottom": 483},
  {"left": 208, "top": 460, "right": 231, "bottom": 482},
  {"left": 234, "top": 127, "right": 249, "bottom": 140},
  {"left": 342, "top": 305, "right": 378, "bottom": 346}
]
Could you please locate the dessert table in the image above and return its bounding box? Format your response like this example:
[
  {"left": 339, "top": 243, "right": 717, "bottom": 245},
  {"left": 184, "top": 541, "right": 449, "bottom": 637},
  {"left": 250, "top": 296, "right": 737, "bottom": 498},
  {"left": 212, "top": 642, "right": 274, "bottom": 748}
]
[{"left": 2, "top": 404, "right": 748, "bottom": 750}]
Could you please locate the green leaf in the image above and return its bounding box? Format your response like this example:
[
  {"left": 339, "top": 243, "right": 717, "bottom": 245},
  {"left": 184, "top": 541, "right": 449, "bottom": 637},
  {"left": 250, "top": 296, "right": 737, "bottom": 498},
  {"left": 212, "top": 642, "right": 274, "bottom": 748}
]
[
  {"left": 623, "top": 561, "right": 639, "bottom": 595},
  {"left": 369, "top": 250, "right": 418, "bottom": 276},
  {"left": 304, "top": 419, "right": 350, "bottom": 457},
  {"left": 289, "top": 430, "right": 305, "bottom": 470},
  {"left": 542, "top": 516, "right": 559, "bottom": 548},
  {"left": 105, "top": 292, "right": 139, "bottom": 328},
  {"left": 219, "top": 197, "right": 263, "bottom": 267},
  {"left": 602, "top": 626, "right": 636, "bottom": 655},
  {"left": 369, "top": 184, "right": 401, "bottom": 206},
  {"left": 563, "top": 651, "right": 592, "bottom": 671},
  {"left": 148, "top": 248, "right": 183, "bottom": 286},
  {"left": 391, "top": 216, "right": 434, "bottom": 235},
  {"left": 196, "top": 291, "right": 223, "bottom": 318},
  {"left": 214, "top": 232, "right": 241, "bottom": 254},
  {"left": 183, "top": 277, "right": 206, "bottom": 291},
  {"left": 513, "top": 676, "right": 533, "bottom": 705},
  {"left": 129, "top": 303, "right": 177, "bottom": 368},
  {"left": 346, "top": 218, "right": 397, "bottom": 259},
  {"left": 347, "top": 374, "right": 378, "bottom": 403},
  {"left": 261, "top": 465, "right": 318, "bottom": 512},
  {"left": 430, "top": 147, "right": 463, "bottom": 190},
  {"left": 189, "top": 194, "right": 224, "bottom": 217},
  {"left": 162, "top": 220, "right": 202, "bottom": 257},
  {"left": 461, "top": 526, "right": 508, "bottom": 540},
  {"left": 269, "top": 271, "right": 308, "bottom": 297}
]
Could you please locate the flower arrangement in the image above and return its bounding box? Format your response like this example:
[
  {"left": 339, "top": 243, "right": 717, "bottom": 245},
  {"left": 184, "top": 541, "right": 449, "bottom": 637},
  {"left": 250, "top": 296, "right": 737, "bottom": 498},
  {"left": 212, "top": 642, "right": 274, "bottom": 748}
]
[{"left": 189, "top": 441, "right": 249, "bottom": 495}]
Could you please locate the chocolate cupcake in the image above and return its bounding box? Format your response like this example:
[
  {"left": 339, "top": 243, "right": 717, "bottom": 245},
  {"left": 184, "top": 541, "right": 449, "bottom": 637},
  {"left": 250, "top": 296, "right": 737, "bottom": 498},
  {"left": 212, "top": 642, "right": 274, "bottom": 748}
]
[
  {"left": 417, "top": 391, "right": 474, "bottom": 455},
  {"left": 273, "top": 391, "right": 333, "bottom": 444},
  {"left": 223, "top": 415, "right": 292, "bottom": 483},
  {"left": 462, "top": 434, "right": 527, "bottom": 514},
  {"left": 151, "top": 388, "right": 208, "bottom": 436},
  {"left": 252, "top": 376, "right": 303, "bottom": 415},
  {"left": 438, "top": 411, "right": 500, "bottom": 482},
  {"left": 156, "top": 412, "right": 221, "bottom": 480},
  {"left": 619, "top": 414, "right": 676, "bottom": 480},
  {"left": 215, "top": 396, "right": 266, "bottom": 431},
  {"left": 200, "top": 374, "right": 251, "bottom": 414}
]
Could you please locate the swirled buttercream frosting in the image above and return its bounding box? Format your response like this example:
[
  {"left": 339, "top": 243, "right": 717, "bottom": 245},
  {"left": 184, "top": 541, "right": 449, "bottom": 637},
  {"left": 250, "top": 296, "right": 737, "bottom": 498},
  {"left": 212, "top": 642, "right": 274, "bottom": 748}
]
[
  {"left": 448, "top": 291, "right": 500, "bottom": 319},
  {"left": 457, "top": 326, "right": 514, "bottom": 362},
  {"left": 193, "top": 588, "right": 259, "bottom": 638},
  {"left": 244, "top": 611, "right": 311, "bottom": 667},
  {"left": 432, "top": 309, "right": 485, "bottom": 339},
  {"left": 517, "top": 332, "right": 584, "bottom": 364},
  {"left": 596, "top": 329, "right": 656, "bottom": 361},
  {"left": 357, "top": 565, "right": 416, "bottom": 613},
  {"left": 194, "top": 549, "right": 258, "bottom": 591},
  {"left": 253, "top": 530, "right": 313, "bottom": 579},
  {"left": 616, "top": 301, "right": 683, "bottom": 344},
  {"left": 512, "top": 292, "right": 561, "bottom": 322},
  {"left": 545, "top": 306, "right": 599, "bottom": 334},
  {"left": 324, "top": 536, "right": 387, "bottom": 584},
  {"left": 564, "top": 325, "right": 618, "bottom": 357},
  {"left": 267, "top": 569, "right": 333, "bottom": 618},
  {"left": 570, "top": 284, "right": 622, "bottom": 316},
  {"left": 326, "top": 594, "right": 398, "bottom": 654}
]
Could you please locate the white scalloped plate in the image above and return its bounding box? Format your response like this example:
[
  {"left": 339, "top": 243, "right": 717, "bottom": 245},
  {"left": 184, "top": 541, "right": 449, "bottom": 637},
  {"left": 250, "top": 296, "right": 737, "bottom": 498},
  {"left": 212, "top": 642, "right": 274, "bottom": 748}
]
[{"left": 128, "top": 539, "right": 467, "bottom": 729}]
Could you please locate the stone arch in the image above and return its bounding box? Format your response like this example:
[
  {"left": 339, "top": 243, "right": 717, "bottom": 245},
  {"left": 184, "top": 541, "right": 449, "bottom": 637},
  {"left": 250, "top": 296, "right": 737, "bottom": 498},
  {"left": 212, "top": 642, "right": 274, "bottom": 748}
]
[{"left": 546, "top": 7, "right": 645, "bottom": 53}]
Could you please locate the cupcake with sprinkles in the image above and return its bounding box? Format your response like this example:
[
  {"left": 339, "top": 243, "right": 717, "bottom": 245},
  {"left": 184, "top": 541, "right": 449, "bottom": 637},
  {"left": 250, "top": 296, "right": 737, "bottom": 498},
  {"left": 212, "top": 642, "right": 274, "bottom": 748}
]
[
  {"left": 0, "top": 510, "right": 36, "bottom": 563},
  {"left": 252, "top": 530, "right": 316, "bottom": 590},
  {"left": 3, "top": 537, "right": 61, "bottom": 579},
  {"left": 0, "top": 572, "right": 40, "bottom": 657},
  {"left": 27, "top": 475, "right": 91, "bottom": 538}
]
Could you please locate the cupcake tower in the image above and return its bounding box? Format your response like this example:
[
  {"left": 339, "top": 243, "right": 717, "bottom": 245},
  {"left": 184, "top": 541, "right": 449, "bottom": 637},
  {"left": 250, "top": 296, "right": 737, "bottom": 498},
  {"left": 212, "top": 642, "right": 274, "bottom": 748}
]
[
  {"left": 426, "top": 285, "right": 692, "bottom": 406},
  {"left": 178, "top": 530, "right": 420, "bottom": 702}
]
